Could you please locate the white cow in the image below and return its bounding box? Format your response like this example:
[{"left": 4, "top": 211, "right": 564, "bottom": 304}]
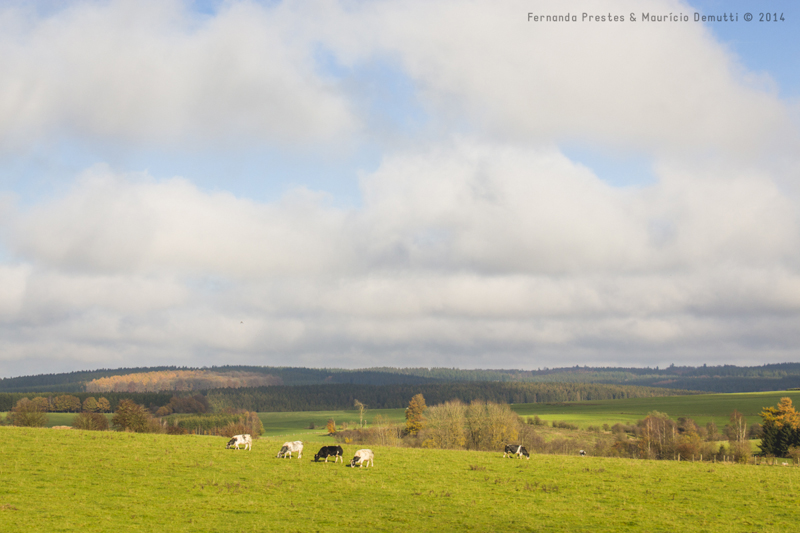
[
  {"left": 226, "top": 434, "right": 252, "bottom": 451},
  {"left": 350, "top": 449, "right": 374, "bottom": 468},
  {"left": 277, "top": 441, "right": 303, "bottom": 459}
]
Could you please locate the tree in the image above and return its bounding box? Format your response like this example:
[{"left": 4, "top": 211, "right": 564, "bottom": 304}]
[
  {"left": 405, "top": 394, "right": 427, "bottom": 436},
  {"left": 50, "top": 395, "right": 82, "bottom": 413},
  {"left": 726, "top": 410, "right": 748, "bottom": 443},
  {"left": 354, "top": 400, "right": 367, "bottom": 428},
  {"left": 112, "top": 399, "right": 152, "bottom": 432},
  {"left": 422, "top": 400, "right": 466, "bottom": 449},
  {"left": 705, "top": 421, "right": 719, "bottom": 441},
  {"left": 8, "top": 398, "right": 48, "bottom": 427},
  {"left": 464, "top": 401, "right": 520, "bottom": 451},
  {"left": 82, "top": 397, "right": 99, "bottom": 413},
  {"left": 759, "top": 398, "right": 800, "bottom": 457},
  {"left": 72, "top": 412, "right": 109, "bottom": 431},
  {"left": 326, "top": 419, "right": 336, "bottom": 435},
  {"left": 638, "top": 411, "right": 677, "bottom": 459},
  {"left": 96, "top": 397, "right": 111, "bottom": 413}
]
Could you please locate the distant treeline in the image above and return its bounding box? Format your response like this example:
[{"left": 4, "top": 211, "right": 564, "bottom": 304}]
[
  {"left": 205, "top": 382, "right": 692, "bottom": 412},
  {"left": 0, "top": 366, "right": 440, "bottom": 393},
  {"left": 4, "top": 363, "right": 800, "bottom": 395},
  {"left": 0, "top": 391, "right": 173, "bottom": 412}
]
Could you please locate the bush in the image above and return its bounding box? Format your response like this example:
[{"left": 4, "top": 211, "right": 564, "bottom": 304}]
[
  {"left": 165, "top": 425, "right": 188, "bottom": 435},
  {"left": 165, "top": 411, "right": 263, "bottom": 437},
  {"left": 552, "top": 420, "right": 579, "bottom": 430},
  {"left": 112, "top": 399, "right": 155, "bottom": 433},
  {"left": 8, "top": 398, "right": 48, "bottom": 427},
  {"left": 72, "top": 412, "right": 109, "bottom": 431}
]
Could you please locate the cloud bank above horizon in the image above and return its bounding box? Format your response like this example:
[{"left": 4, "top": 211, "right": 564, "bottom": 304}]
[{"left": 1, "top": 0, "right": 799, "bottom": 377}]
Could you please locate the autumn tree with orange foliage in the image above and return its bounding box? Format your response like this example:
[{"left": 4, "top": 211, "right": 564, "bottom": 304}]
[{"left": 759, "top": 397, "right": 800, "bottom": 457}]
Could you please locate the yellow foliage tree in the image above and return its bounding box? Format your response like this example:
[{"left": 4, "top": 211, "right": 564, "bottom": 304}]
[{"left": 405, "top": 394, "right": 427, "bottom": 436}]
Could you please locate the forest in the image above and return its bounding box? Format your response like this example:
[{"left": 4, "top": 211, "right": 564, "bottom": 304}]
[
  {"left": 3, "top": 363, "right": 800, "bottom": 394},
  {"left": 203, "top": 381, "right": 690, "bottom": 412}
]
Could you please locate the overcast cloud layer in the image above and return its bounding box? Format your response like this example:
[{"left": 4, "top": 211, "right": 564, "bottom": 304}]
[{"left": 1, "top": 0, "right": 799, "bottom": 377}]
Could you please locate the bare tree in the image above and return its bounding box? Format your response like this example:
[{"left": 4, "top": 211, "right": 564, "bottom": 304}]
[{"left": 354, "top": 400, "right": 367, "bottom": 428}]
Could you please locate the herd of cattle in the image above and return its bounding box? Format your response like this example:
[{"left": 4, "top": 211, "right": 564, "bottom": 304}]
[
  {"left": 226, "top": 435, "right": 374, "bottom": 467},
  {"left": 225, "top": 434, "right": 582, "bottom": 465}
]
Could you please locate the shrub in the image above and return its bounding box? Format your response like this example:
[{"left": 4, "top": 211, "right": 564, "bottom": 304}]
[
  {"left": 72, "top": 412, "right": 109, "bottom": 431},
  {"left": 552, "top": 421, "right": 579, "bottom": 430},
  {"left": 165, "top": 411, "right": 262, "bottom": 437},
  {"left": 112, "top": 399, "right": 154, "bottom": 433},
  {"left": 8, "top": 398, "right": 48, "bottom": 427},
  {"left": 166, "top": 425, "right": 188, "bottom": 435}
]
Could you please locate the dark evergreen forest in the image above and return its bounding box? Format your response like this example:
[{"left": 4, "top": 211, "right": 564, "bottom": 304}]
[{"left": 3, "top": 362, "right": 800, "bottom": 395}]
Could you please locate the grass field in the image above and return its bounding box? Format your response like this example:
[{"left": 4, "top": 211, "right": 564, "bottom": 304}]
[
  {"left": 509, "top": 390, "right": 800, "bottom": 428},
  {"left": 7, "top": 390, "right": 795, "bottom": 438},
  {"left": 253, "top": 391, "right": 800, "bottom": 440},
  {"left": 2, "top": 426, "right": 799, "bottom": 532}
]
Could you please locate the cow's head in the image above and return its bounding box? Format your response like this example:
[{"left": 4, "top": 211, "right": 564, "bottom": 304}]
[
  {"left": 349, "top": 456, "right": 359, "bottom": 467},
  {"left": 226, "top": 438, "right": 236, "bottom": 449},
  {"left": 314, "top": 453, "right": 321, "bottom": 462},
  {"left": 276, "top": 446, "right": 288, "bottom": 457}
]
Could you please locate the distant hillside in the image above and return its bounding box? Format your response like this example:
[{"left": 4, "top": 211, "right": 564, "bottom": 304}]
[
  {"left": 2, "top": 363, "right": 800, "bottom": 394},
  {"left": 85, "top": 370, "right": 282, "bottom": 393},
  {"left": 0, "top": 366, "right": 442, "bottom": 393}
]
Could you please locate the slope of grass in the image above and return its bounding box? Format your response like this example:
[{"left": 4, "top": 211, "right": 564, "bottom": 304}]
[
  {"left": 1, "top": 426, "right": 798, "bottom": 532},
  {"left": 511, "top": 390, "right": 800, "bottom": 428}
]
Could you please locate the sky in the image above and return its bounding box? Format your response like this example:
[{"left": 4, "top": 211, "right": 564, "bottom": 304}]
[{"left": 1, "top": 0, "right": 799, "bottom": 377}]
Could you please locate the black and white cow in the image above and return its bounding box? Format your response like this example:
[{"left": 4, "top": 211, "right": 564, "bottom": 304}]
[
  {"left": 579, "top": 450, "right": 587, "bottom": 456},
  {"left": 276, "top": 441, "right": 303, "bottom": 459},
  {"left": 350, "top": 449, "right": 374, "bottom": 468},
  {"left": 226, "top": 434, "right": 252, "bottom": 451},
  {"left": 503, "top": 444, "right": 530, "bottom": 459},
  {"left": 314, "top": 445, "right": 344, "bottom": 463}
]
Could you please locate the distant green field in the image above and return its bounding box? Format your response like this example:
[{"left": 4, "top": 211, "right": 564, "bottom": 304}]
[
  {"left": 509, "top": 390, "right": 800, "bottom": 428},
  {"left": 2, "top": 426, "right": 798, "bottom": 532},
  {"left": 257, "top": 408, "right": 406, "bottom": 442},
  {"left": 259, "top": 391, "right": 800, "bottom": 441},
  {"left": 5, "top": 390, "right": 795, "bottom": 437}
]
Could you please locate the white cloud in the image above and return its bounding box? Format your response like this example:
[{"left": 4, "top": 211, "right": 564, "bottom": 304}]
[
  {"left": 307, "top": 0, "right": 795, "bottom": 157},
  {"left": 1, "top": 0, "right": 800, "bottom": 375},
  {"left": 0, "top": 0, "right": 356, "bottom": 149},
  {"left": 2, "top": 138, "right": 800, "bottom": 374}
]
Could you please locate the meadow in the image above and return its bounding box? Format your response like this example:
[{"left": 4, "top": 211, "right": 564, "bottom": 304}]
[
  {"left": 9, "top": 389, "right": 793, "bottom": 440},
  {"left": 254, "top": 390, "right": 800, "bottom": 439},
  {"left": 2, "top": 426, "right": 799, "bottom": 532}
]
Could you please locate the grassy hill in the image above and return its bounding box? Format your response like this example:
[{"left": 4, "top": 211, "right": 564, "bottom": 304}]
[{"left": 1, "top": 426, "right": 797, "bottom": 532}]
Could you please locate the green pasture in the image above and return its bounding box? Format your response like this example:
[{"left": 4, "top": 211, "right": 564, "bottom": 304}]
[
  {"left": 509, "top": 390, "right": 800, "bottom": 428},
  {"left": 5, "top": 390, "right": 797, "bottom": 438},
  {"left": 258, "top": 391, "right": 800, "bottom": 441},
  {"left": 2, "top": 426, "right": 799, "bottom": 532},
  {"left": 257, "top": 408, "right": 406, "bottom": 442}
]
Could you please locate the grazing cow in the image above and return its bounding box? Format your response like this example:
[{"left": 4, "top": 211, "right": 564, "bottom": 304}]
[
  {"left": 579, "top": 450, "right": 587, "bottom": 456},
  {"left": 350, "top": 449, "right": 374, "bottom": 468},
  {"left": 276, "top": 441, "right": 303, "bottom": 459},
  {"left": 226, "top": 434, "right": 252, "bottom": 451},
  {"left": 503, "top": 444, "right": 530, "bottom": 460},
  {"left": 314, "top": 445, "right": 344, "bottom": 463}
]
